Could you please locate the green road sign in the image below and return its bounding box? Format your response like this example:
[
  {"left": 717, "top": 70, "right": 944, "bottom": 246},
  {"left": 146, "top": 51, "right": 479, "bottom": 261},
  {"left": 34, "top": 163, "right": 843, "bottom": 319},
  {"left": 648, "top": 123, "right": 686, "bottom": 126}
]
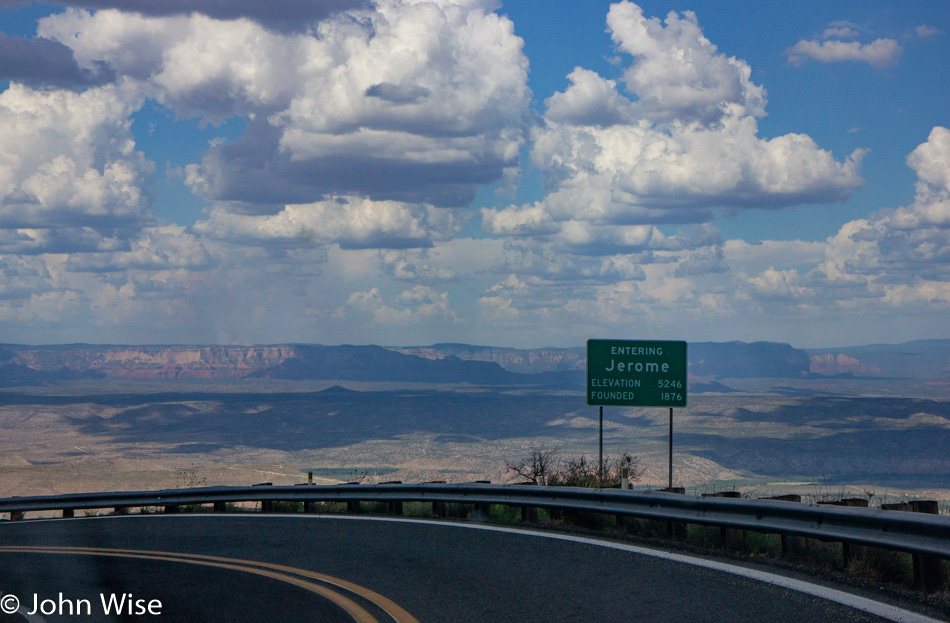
[{"left": 587, "top": 339, "right": 687, "bottom": 407}]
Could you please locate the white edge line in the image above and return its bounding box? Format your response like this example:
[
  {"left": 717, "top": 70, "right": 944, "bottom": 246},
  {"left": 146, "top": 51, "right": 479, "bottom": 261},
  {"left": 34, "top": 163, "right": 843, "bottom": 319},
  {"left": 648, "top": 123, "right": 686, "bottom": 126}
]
[{"left": 4, "top": 513, "right": 946, "bottom": 623}]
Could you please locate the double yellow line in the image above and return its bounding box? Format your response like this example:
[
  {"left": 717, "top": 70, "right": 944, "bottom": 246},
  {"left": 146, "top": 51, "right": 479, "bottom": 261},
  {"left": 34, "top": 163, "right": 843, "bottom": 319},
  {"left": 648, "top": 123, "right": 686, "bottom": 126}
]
[{"left": 0, "top": 546, "right": 419, "bottom": 623}]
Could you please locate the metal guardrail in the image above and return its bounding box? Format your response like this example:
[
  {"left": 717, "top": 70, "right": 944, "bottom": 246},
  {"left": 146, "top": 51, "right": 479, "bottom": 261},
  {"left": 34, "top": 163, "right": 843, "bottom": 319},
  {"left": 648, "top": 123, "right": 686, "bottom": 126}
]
[{"left": 1, "top": 483, "right": 949, "bottom": 561}]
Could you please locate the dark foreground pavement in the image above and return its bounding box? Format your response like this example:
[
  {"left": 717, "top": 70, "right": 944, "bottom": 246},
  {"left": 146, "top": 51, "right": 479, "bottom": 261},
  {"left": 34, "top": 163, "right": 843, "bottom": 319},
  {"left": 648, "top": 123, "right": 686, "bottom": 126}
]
[{"left": 0, "top": 515, "right": 910, "bottom": 622}]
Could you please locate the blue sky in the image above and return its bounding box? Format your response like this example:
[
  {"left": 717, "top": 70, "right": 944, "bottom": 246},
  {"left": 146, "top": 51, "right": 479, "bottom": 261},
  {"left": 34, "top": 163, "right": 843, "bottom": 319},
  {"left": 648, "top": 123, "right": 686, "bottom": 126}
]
[{"left": 0, "top": 0, "right": 948, "bottom": 348}]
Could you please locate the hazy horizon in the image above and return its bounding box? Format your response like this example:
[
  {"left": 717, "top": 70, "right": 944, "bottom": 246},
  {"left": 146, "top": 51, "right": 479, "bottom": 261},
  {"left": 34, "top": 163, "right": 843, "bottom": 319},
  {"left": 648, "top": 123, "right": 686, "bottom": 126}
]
[{"left": 3, "top": 338, "right": 950, "bottom": 352}]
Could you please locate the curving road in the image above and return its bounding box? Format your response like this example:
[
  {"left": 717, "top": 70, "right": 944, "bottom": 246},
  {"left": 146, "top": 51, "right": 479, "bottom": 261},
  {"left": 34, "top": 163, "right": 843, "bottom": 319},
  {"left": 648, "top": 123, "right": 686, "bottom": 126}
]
[{"left": 0, "top": 515, "right": 939, "bottom": 622}]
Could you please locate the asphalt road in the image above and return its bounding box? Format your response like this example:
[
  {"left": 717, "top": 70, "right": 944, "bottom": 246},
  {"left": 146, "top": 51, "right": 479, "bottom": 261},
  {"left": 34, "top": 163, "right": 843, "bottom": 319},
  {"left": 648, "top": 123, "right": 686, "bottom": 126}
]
[{"left": 0, "top": 515, "right": 932, "bottom": 622}]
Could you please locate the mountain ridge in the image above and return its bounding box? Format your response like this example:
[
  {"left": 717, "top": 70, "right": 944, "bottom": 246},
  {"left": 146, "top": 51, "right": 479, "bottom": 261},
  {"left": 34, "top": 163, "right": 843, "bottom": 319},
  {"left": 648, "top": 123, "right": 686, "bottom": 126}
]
[{"left": 0, "top": 339, "right": 946, "bottom": 384}]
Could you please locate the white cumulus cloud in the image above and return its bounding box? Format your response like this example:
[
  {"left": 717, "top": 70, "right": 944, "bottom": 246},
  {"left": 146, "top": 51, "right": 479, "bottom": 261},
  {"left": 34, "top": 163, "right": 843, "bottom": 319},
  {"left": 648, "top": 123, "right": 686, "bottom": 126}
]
[
  {"left": 484, "top": 2, "right": 864, "bottom": 259},
  {"left": 788, "top": 36, "right": 902, "bottom": 68},
  {"left": 32, "top": 0, "right": 368, "bottom": 33},
  {"left": 40, "top": 1, "right": 531, "bottom": 209},
  {"left": 192, "top": 196, "right": 459, "bottom": 249},
  {"left": 0, "top": 84, "right": 152, "bottom": 240},
  {"left": 347, "top": 284, "right": 458, "bottom": 326},
  {"left": 796, "top": 127, "right": 950, "bottom": 313},
  {"left": 606, "top": 1, "right": 766, "bottom": 124}
]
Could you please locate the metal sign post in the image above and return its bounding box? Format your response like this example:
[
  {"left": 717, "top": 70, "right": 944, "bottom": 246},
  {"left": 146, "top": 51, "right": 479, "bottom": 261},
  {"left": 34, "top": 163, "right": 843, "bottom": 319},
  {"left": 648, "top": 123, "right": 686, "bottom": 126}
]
[
  {"left": 587, "top": 340, "right": 687, "bottom": 489},
  {"left": 669, "top": 407, "right": 673, "bottom": 490},
  {"left": 598, "top": 406, "right": 604, "bottom": 487}
]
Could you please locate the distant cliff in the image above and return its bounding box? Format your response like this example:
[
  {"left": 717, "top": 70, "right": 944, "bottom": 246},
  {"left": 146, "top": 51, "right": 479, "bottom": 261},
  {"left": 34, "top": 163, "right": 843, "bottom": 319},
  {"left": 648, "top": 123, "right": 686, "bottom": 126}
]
[
  {"left": 0, "top": 344, "right": 295, "bottom": 380},
  {"left": 0, "top": 339, "right": 943, "bottom": 385},
  {"left": 0, "top": 343, "right": 522, "bottom": 385},
  {"left": 388, "top": 343, "right": 586, "bottom": 374},
  {"left": 246, "top": 345, "right": 522, "bottom": 384},
  {"left": 806, "top": 339, "right": 950, "bottom": 378},
  {"left": 687, "top": 341, "right": 812, "bottom": 378},
  {"left": 390, "top": 341, "right": 813, "bottom": 379}
]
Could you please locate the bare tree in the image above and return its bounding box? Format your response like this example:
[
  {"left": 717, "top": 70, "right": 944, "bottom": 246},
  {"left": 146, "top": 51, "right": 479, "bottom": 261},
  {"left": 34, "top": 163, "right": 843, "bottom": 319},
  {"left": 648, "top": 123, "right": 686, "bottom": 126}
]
[
  {"left": 175, "top": 464, "right": 207, "bottom": 488},
  {"left": 549, "top": 454, "right": 599, "bottom": 488},
  {"left": 604, "top": 452, "right": 644, "bottom": 487},
  {"left": 505, "top": 445, "right": 560, "bottom": 485},
  {"left": 507, "top": 447, "right": 644, "bottom": 488}
]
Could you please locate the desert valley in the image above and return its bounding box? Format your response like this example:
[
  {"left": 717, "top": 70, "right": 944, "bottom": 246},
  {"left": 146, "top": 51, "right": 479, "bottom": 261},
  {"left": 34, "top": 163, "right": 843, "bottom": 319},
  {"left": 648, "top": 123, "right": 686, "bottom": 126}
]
[{"left": 1, "top": 340, "right": 948, "bottom": 511}]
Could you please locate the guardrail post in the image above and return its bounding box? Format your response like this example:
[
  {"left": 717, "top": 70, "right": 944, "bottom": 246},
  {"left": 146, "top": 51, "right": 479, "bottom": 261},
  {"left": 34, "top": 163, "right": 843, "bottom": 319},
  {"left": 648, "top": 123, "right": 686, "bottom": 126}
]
[
  {"left": 304, "top": 501, "right": 316, "bottom": 513},
  {"left": 379, "top": 482, "right": 404, "bottom": 515},
  {"left": 818, "top": 498, "right": 868, "bottom": 566},
  {"left": 882, "top": 500, "right": 946, "bottom": 592},
  {"left": 213, "top": 501, "right": 227, "bottom": 513},
  {"left": 658, "top": 487, "right": 686, "bottom": 541},
  {"left": 469, "top": 481, "right": 491, "bottom": 520},
  {"left": 164, "top": 505, "right": 179, "bottom": 514},
  {"left": 521, "top": 505, "right": 538, "bottom": 523},
  {"left": 253, "top": 483, "right": 275, "bottom": 513},
  {"left": 114, "top": 506, "right": 130, "bottom": 516},
  {"left": 422, "top": 482, "right": 447, "bottom": 518},
  {"left": 347, "top": 501, "right": 361, "bottom": 514},
  {"left": 761, "top": 495, "right": 804, "bottom": 555},
  {"left": 613, "top": 478, "right": 631, "bottom": 530},
  {"left": 703, "top": 492, "right": 745, "bottom": 549},
  {"left": 62, "top": 509, "right": 74, "bottom": 519},
  {"left": 10, "top": 511, "right": 24, "bottom": 521}
]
